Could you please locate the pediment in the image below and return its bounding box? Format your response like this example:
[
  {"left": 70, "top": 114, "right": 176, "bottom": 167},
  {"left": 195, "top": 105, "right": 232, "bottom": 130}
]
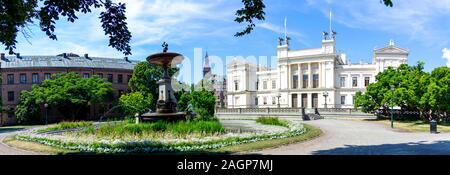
[{"left": 375, "top": 46, "right": 409, "bottom": 54}]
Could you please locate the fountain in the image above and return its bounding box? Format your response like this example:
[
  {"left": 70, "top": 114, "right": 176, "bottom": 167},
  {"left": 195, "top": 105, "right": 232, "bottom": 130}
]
[{"left": 139, "top": 42, "right": 187, "bottom": 122}]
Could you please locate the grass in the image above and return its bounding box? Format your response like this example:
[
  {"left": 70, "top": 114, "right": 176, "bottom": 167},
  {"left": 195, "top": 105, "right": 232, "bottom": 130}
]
[
  {"left": 212, "top": 124, "right": 322, "bottom": 153},
  {"left": 37, "top": 121, "right": 93, "bottom": 133},
  {"left": 6, "top": 124, "right": 322, "bottom": 155},
  {"left": 84, "top": 119, "right": 225, "bottom": 139},
  {"left": 368, "top": 119, "right": 450, "bottom": 133},
  {"left": 256, "top": 117, "right": 289, "bottom": 128}
]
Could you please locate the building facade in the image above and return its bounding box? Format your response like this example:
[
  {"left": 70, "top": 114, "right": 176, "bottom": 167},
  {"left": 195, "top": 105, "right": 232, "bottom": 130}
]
[
  {"left": 202, "top": 51, "right": 227, "bottom": 108},
  {"left": 0, "top": 53, "right": 138, "bottom": 126},
  {"left": 227, "top": 35, "right": 408, "bottom": 109}
]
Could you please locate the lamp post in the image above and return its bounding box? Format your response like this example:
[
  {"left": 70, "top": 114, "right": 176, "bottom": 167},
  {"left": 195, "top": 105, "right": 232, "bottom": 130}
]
[
  {"left": 44, "top": 103, "right": 49, "bottom": 125},
  {"left": 323, "top": 91, "right": 329, "bottom": 109},
  {"left": 390, "top": 85, "right": 395, "bottom": 129}
]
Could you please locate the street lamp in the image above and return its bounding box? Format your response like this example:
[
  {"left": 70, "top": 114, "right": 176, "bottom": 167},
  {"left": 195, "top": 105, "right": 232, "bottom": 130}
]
[
  {"left": 44, "top": 103, "right": 49, "bottom": 125},
  {"left": 390, "top": 85, "right": 395, "bottom": 129},
  {"left": 323, "top": 91, "right": 329, "bottom": 109}
]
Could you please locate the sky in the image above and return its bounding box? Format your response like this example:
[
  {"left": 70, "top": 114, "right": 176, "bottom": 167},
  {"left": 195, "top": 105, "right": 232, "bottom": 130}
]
[{"left": 6, "top": 0, "right": 450, "bottom": 84}]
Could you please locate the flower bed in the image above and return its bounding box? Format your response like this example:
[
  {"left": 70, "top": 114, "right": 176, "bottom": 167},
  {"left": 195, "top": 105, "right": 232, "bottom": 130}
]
[{"left": 16, "top": 120, "right": 306, "bottom": 153}]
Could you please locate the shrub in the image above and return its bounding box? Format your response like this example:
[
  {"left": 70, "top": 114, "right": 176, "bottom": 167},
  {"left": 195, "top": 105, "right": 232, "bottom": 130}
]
[
  {"left": 189, "top": 90, "right": 216, "bottom": 120},
  {"left": 256, "top": 117, "right": 289, "bottom": 128}
]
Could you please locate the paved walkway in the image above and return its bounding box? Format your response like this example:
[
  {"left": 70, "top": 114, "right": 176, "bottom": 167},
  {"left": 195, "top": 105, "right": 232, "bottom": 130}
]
[
  {"left": 0, "top": 128, "right": 43, "bottom": 155},
  {"left": 257, "top": 119, "right": 450, "bottom": 155}
]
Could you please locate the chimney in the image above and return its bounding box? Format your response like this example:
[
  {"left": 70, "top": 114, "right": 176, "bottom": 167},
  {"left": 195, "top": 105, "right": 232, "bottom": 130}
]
[
  {"left": 63, "top": 53, "right": 67, "bottom": 58},
  {"left": 340, "top": 53, "right": 347, "bottom": 65},
  {"left": 84, "top": 54, "right": 89, "bottom": 58},
  {"left": 1, "top": 53, "right": 5, "bottom": 60}
]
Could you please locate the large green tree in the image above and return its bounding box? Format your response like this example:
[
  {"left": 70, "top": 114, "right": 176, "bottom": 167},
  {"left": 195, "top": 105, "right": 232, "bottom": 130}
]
[
  {"left": 128, "top": 61, "right": 178, "bottom": 110},
  {"left": 31, "top": 72, "right": 113, "bottom": 121},
  {"left": 0, "top": 0, "right": 131, "bottom": 55},
  {"left": 420, "top": 67, "right": 450, "bottom": 120},
  {"left": 234, "top": 0, "right": 394, "bottom": 36},
  {"left": 15, "top": 91, "right": 41, "bottom": 124}
]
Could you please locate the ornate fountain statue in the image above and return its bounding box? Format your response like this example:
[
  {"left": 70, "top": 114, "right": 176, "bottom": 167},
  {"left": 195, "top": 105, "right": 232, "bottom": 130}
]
[{"left": 139, "top": 42, "right": 187, "bottom": 122}]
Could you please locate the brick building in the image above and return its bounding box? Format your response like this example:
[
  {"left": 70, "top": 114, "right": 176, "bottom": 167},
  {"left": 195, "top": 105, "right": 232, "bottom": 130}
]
[{"left": 0, "top": 53, "right": 139, "bottom": 126}]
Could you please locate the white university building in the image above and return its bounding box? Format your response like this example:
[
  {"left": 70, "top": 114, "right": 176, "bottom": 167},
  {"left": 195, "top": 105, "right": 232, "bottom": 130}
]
[{"left": 226, "top": 34, "right": 408, "bottom": 109}]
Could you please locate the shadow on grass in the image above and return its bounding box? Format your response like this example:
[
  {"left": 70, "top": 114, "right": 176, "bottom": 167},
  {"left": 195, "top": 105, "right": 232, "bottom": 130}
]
[
  {"left": 0, "top": 128, "right": 26, "bottom": 134},
  {"left": 312, "top": 140, "right": 450, "bottom": 155}
]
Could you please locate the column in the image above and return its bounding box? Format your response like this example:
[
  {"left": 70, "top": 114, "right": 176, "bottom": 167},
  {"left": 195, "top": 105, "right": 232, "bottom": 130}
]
[
  {"left": 308, "top": 63, "right": 312, "bottom": 89},
  {"left": 360, "top": 73, "right": 363, "bottom": 88},
  {"left": 307, "top": 93, "right": 312, "bottom": 108},
  {"left": 319, "top": 62, "right": 323, "bottom": 88},
  {"left": 298, "top": 64, "right": 301, "bottom": 89},
  {"left": 348, "top": 73, "right": 351, "bottom": 88},
  {"left": 287, "top": 64, "right": 291, "bottom": 90}
]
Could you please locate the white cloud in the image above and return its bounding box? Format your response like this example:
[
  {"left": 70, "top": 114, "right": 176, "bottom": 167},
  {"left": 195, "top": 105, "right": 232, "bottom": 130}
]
[
  {"left": 443, "top": 48, "right": 450, "bottom": 67},
  {"left": 305, "top": 0, "right": 450, "bottom": 47}
]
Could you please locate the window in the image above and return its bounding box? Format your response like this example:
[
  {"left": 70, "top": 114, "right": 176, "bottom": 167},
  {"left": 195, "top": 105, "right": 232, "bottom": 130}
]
[
  {"left": 32, "top": 73, "right": 39, "bottom": 84},
  {"left": 352, "top": 77, "right": 358, "bottom": 87},
  {"left": 20, "top": 73, "right": 27, "bottom": 84},
  {"left": 340, "top": 77, "right": 346, "bottom": 88},
  {"left": 256, "top": 81, "right": 259, "bottom": 90},
  {"left": 263, "top": 97, "right": 267, "bottom": 105},
  {"left": 341, "top": 96, "right": 346, "bottom": 105},
  {"left": 8, "top": 91, "right": 14, "bottom": 101},
  {"left": 303, "top": 74, "right": 308, "bottom": 88},
  {"left": 272, "top": 96, "right": 276, "bottom": 105},
  {"left": 83, "top": 73, "right": 90, "bottom": 78},
  {"left": 127, "top": 75, "right": 132, "bottom": 83},
  {"left": 97, "top": 73, "right": 104, "bottom": 79},
  {"left": 255, "top": 98, "right": 258, "bottom": 105},
  {"left": 313, "top": 74, "right": 319, "bottom": 88},
  {"left": 107, "top": 74, "right": 113, "bottom": 83},
  {"left": 293, "top": 75, "right": 298, "bottom": 89},
  {"left": 44, "top": 73, "right": 51, "bottom": 80},
  {"left": 365, "top": 77, "right": 370, "bottom": 87},
  {"left": 7, "top": 74, "right": 14, "bottom": 84},
  {"left": 234, "top": 81, "right": 239, "bottom": 91},
  {"left": 272, "top": 80, "right": 276, "bottom": 89},
  {"left": 118, "top": 74, "right": 123, "bottom": 84},
  {"left": 263, "top": 81, "right": 267, "bottom": 90}
]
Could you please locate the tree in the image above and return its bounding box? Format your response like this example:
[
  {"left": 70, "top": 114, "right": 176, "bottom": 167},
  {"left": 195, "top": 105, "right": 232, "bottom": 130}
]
[
  {"left": 189, "top": 90, "right": 216, "bottom": 120},
  {"left": 234, "top": 0, "right": 394, "bottom": 37},
  {"left": 119, "top": 91, "right": 152, "bottom": 117},
  {"left": 32, "top": 72, "right": 112, "bottom": 121},
  {"left": 0, "top": 0, "right": 131, "bottom": 55},
  {"left": 128, "top": 61, "right": 178, "bottom": 110},
  {"left": 420, "top": 67, "right": 450, "bottom": 120},
  {"left": 15, "top": 91, "right": 41, "bottom": 124}
]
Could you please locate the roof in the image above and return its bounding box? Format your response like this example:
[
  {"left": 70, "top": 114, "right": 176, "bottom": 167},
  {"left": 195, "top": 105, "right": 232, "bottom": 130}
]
[
  {"left": 374, "top": 44, "right": 409, "bottom": 55},
  {"left": 0, "top": 54, "right": 140, "bottom": 70}
]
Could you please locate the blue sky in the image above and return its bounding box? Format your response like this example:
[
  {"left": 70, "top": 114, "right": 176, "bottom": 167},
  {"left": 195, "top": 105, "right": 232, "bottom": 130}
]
[{"left": 7, "top": 0, "right": 450, "bottom": 84}]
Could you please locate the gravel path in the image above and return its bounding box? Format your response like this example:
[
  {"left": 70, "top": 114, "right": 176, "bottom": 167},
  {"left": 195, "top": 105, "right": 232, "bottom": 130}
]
[
  {"left": 0, "top": 129, "right": 44, "bottom": 155},
  {"left": 257, "top": 119, "right": 450, "bottom": 155}
]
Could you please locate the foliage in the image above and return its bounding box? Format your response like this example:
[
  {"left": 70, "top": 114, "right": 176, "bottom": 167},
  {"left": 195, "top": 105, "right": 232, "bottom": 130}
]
[
  {"left": 420, "top": 67, "right": 450, "bottom": 119},
  {"left": 256, "top": 117, "right": 289, "bottom": 128},
  {"left": 88, "top": 120, "right": 225, "bottom": 138},
  {"left": 128, "top": 62, "right": 178, "bottom": 110},
  {"left": 177, "top": 91, "right": 191, "bottom": 112},
  {"left": 0, "top": 0, "right": 131, "bottom": 55},
  {"left": 355, "top": 62, "right": 450, "bottom": 121},
  {"left": 38, "top": 121, "right": 93, "bottom": 133},
  {"left": 188, "top": 90, "right": 216, "bottom": 120},
  {"left": 119, "top": 92, "right": 152, "bottom": 117},
  {"left": 234, "top": 0, "right": 394, "bottom": 36},
  {"left": 15, "top": 91, "right": 41, "bottom": 124},
  {"left": 28, "top": 73, "right": 112, "bottom": 121}
]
